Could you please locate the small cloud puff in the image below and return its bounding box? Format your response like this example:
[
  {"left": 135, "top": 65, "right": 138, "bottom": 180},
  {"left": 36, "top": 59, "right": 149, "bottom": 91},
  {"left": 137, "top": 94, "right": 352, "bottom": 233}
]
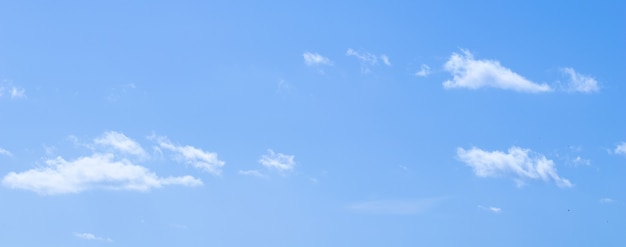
[{"left": 303, "top": 52, "right": 333, "bottom": 66}]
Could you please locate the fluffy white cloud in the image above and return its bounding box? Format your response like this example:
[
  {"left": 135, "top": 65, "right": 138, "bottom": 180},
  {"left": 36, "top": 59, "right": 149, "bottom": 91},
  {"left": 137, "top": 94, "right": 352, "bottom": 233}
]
[
  {"left": 74, "top": 232, "right": 113, "bottom": 242},
  {"left": 443, "top": 50, "right": 551, "bottom": 93},
  {"left": 346, "top": 48, "right": 390, "bottom": 73},
  {"left": 614, "top": 142, "right": 626, "bottom": 156},
  {"left": 561, "top": 67, "right": 599, "bottom": 93},
  {"left": 456, "top": 146, "right": 572, "bottom": 188},
  {"left": 303, "top": 52, "right": 332, "bottom": 66},
  {"left": 0, "top": 147, "right": 11, "bottom": 157},
  {"left": 415, "top": 64, "right": 431, "bottom": 77},
  {"left": 258, "top": 149, "right": 295, "bottom": 172},
  {"left": 348, "top": 198, "right": 443, "bottom": 215},
  {"left": 152, "top": 135, "right": 225, "bottom": 175},
  {"left": 2, "top": 153, "right": 201, "bottom": 195},
  {"left": 94, "top": 131, "right": 147, "bottom": 158}
]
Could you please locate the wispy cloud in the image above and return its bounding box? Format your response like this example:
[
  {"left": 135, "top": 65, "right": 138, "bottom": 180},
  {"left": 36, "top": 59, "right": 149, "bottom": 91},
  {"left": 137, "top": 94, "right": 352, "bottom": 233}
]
[
  {"left": 2, "top": 153, "right": 202, "bottom": 195},
  {"left": 443, "top": 49, "right": 551, "bottom": 93},
  {"left": 347, "top": 198, "right": 444, "bottom": 215},
  {"left": 0, "top": 81, "right": 27, "bottom": 99},
  {"left": 258, "top": 149, "right": 295, "bottom": 172},
  {"left": 0, "top": 147, "right": 12, "bottom": 157},
  {"left": 600, "top": 198, "right": 614, "bottom": 204},
  {"left": 151, "top": 135, "right": 225, "bottom": 175},
  {"left": 478, "top": 205, "right": 502, "bottom": 214},
  {"left": 238, "top": 169, "right": 265, "bottom": 177},
  {"left": 571, "top": 156, "right": 590, "bottom": 166},
  {"left": 380, "top": 54, "right": 391, "bottom": 66},
  {"left": 303, "top": 52, "right": 333, "bottom": 66},
  {"left": 456, "top": 146, "right": 572, "bottom": 188},
  {"left": 415, "top": 64, "right": 431, "bottom": 77},
  {"left": 614, "top": 142, "right": 626, "bottom": 156},
  {"left": 74, "top": 232, "right": 113, "bottom": 242},
  {"left": 561, "top": 68, "right": 599, "bottom": 93},
  {"left": 94, "top": 131, "right": 147, "bottom": 158},
  {"left": 346, "top": 48, "right": 391, "bottom": 73}
]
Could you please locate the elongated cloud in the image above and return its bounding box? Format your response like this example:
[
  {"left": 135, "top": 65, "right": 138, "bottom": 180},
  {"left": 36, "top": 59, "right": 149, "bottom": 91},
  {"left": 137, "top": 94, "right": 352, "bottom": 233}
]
[
  {"left": 2, "top": 154, "right": 202, "bottom": 195},
  {"left": 303, "top": 52, "right": 332, "bottom": 66},
  {"left": 152, "top": 135, "right": 225, "bottom": 175},
  {"left": 443, "top": 50, "right": 551, "bottom": 93},
  {"left": 456, "top": 146, "right": 572, "bottom": 187},
  {"left": 561, "top": 67, "right": 599, "bottom": 93},
  {"left": 94, "top": 131, "right": 147, "bottom": 158},
  {"left": 74, "top": 232, "right": 113, "bottom": 242},
  {"left": 258, "top": 149, "right": 295, "bottom": 172}
]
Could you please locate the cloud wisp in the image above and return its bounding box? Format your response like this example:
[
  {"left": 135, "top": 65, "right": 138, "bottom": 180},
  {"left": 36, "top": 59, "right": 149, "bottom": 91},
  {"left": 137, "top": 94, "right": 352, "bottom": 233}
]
[
  {"left": 238, "top": 169, "right": 265, "bottom": 177},
  {"left": 74, "top": 232, "right": 113, "bottom": 242},
  {"left": 443, "top": 50, "right": 551, "bottom": 93},
  {"left": 2, "top": 131, "right": 203, "bottom": 195},
  {"left": 151, "top": 135, "right": 225, "bottom": 175},
  {"left": 95, "top": 131, "right": 148, "bottom": 158},
  {"left": 0, "top": 147, "right": 12, "bottom": 157},
  {"left": 303, "top": 52, "right": 333, "bottom": 66},
  {"left": 456, "top": 146, "right": 572, "bottom": 188},
  {"left": 346, "top": 48, "right": 391, "bottom": 73},
  {"left": 0, "top": 81, "right": 27, "bottom": 99},
  {"left": 561, "top": 68, "right": 599, "bottom": 93},
  {"left": 478, "top": 205, "right": 502, "bottom": 214},
  {"left": 258, "top": 149, "right": 295, "bottom": 172}
]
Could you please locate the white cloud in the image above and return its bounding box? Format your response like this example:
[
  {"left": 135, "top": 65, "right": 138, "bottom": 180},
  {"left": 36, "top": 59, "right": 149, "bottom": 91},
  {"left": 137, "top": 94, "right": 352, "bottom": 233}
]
[
  {"left": 615, "top": 142, "right": 626, "bottom": 156},
  {"left": 151, "top": 135, "right": 225, "bottom": 175},
  {"left": 303, "top": 52, "right": 333, "bottom": 66},
  {"left": 94, "top": 131, "right": 147, "bottom": 158},
  {"left": 415, "top": 64, "right": 431, "bottom": 77},
  {"left": 456, "top": 146, "right": 572, "bottom": 188},
  {"left": 238, "top": 169, "right": 264, "bottom": 177},
  {"left": 74, "top": 232, "right": 113, "bottom": 242},
  {"left": 600, "top": 198, "right": 614, "bottom": 204},
  {"left": 561, "top": 67, "right": 599, "bottom": 93},
  {"left": 0, "top": 147, "right": 12, "bottom": 157},
  {"left": 443, "top": 50, "right": 551, "bottom": 93},
  {"left": 478, "top": 205, "right": 502, "bottom": 213},
  {"left": 2, "top": 153, "right": 202, "bottom": 195},
  {"left": 347, "top": 198, "right": 443, "bottom": 215},
  {"left": 258, "top": 149, "right": 295, "bottom": 172},
  {"left": 346, "top": 48, "right": 390, "bottom": 73}
]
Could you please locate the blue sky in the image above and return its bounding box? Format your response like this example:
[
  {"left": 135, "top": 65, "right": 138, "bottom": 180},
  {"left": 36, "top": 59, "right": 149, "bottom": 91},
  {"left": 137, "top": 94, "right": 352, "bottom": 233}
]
[{"left": 1, "top": 0, "right": 625, "bottom": 246}]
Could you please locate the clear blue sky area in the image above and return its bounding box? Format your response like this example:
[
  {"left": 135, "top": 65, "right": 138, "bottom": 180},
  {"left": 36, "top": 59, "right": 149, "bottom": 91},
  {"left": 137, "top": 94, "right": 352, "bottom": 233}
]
[{"left": 1, "top": 1, "right": 625, "bottom": 246}]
